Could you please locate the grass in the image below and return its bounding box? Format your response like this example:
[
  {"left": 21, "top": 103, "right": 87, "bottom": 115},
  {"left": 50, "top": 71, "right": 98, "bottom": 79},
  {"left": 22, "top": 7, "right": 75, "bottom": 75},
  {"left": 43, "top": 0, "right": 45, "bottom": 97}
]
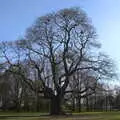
[
  {"left": 0, "top": 111, "right": 120, "bottom": 120},
  {"left": 0, "top": 112, "right": 48, "bottom": 116}
]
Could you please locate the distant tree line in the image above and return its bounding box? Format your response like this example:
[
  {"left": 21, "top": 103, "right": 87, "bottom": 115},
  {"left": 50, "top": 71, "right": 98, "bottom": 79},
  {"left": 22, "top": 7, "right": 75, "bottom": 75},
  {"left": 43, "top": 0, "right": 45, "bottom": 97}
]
[{"left": 0, "top": 69, "right": 119, "bottom": 112}]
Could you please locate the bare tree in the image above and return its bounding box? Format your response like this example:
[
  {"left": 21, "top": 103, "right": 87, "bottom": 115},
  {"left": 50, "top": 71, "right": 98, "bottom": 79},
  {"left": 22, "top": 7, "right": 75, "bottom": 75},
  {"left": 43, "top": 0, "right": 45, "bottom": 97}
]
[{"left": 0, "top": 8, "right": 116, "bottom": 115}]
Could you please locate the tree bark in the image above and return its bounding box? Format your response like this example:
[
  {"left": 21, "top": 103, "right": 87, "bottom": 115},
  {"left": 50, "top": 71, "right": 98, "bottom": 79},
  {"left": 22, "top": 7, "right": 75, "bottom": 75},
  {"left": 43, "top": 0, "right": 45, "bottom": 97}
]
[
  {"left": 50, "top": 96, "right": 62, "bottom": 115},
  {"left": 72, "top": 98, "right": 75, "bottom": 112},
  {"left": 78, "top": 97, "right": 81, "bottom": 112},
  {"left": 86, "top": 96, "right": 89, "bottom": 112}
]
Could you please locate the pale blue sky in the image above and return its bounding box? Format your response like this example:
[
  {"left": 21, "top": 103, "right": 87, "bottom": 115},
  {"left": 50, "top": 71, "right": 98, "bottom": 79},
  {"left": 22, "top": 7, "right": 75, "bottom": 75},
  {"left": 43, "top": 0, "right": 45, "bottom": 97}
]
[{"left": 0, "top": 0, "right": 120, "bottom": 72}]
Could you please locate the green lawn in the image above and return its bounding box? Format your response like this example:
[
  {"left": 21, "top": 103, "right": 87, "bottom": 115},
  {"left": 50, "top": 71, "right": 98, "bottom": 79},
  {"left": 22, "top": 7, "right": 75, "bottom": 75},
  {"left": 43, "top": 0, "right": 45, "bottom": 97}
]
[{"left": 0, "top": 112, "right": 120, "bottom": 120}]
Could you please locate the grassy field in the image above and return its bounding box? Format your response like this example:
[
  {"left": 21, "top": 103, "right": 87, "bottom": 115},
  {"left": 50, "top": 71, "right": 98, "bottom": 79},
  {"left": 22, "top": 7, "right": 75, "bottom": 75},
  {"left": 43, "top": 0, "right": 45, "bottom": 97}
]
[{"left": 0, "top": 111, "right": 120, "bottom": 120}]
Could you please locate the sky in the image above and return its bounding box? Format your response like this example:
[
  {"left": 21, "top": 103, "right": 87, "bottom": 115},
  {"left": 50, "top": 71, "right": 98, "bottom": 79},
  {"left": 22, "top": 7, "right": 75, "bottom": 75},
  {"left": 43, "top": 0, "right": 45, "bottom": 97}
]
[{"left": 0, "top": 0, "right": 120, "bottom": 74}]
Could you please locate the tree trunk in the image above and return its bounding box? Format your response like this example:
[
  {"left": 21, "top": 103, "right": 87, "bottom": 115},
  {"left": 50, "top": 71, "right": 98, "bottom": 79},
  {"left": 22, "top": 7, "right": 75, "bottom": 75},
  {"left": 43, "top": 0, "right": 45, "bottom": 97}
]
[
  {"left": 50, "top": 96, "right": 62, "bottom": 115},
  {"left": 86, "top": 96, "right": 89, "bottom": 112},
  {"left": 72, "top": 98, "right": 75, "bottom": 112},
  {"left": 78, "top": 97, "right": 81, "bottom": 112},
  {"left": 94, "top": 93, "right": 97, "bottom": 111},
  {"left": 16, "top": 101, "right": 21, "bottom": 112},
  {"left": 36, "top": 93, "right": 40, "bottom": 112}
]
